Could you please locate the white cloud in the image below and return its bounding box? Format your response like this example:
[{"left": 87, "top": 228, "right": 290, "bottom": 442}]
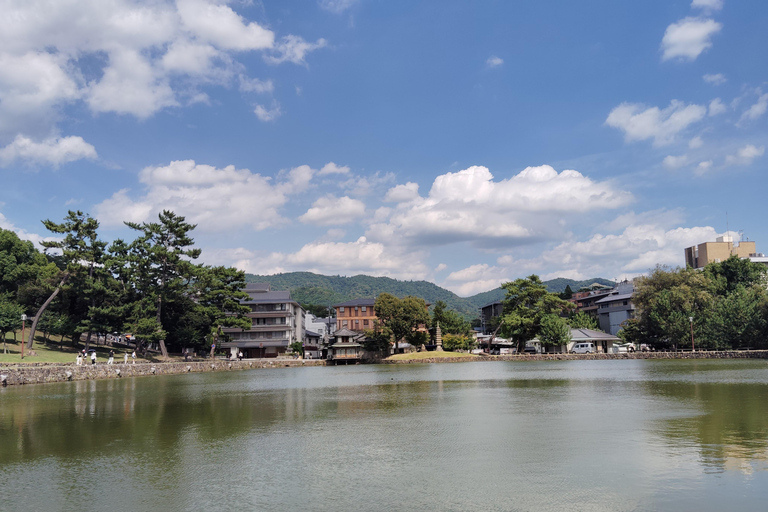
[
  {"left": 740, "top": 93, "right": 768, "bottom": 122},
  {"left": 695, "top": 160, "right": 713, "bottom": 175},
  {"left": 93, "top": 159, "right": 310, "bottom": 230},
  {"left": 339, "top": 171, "right": 396, "bottom": 197},
  {"left": 724, "top": 145, "right": 764, "bottom": 166},
  {"left": 0, "top": 135, "right": 97, "bottom": 168},
  {"left": 384, "top": 182, "right": 420, "bottom": 203},
  {"left": 221, "top": 237, "right": 430, "bottom": 281},
  {"left": 0, "top": 0, "right": 319, "bottom": 136},
  {"left": 691, "top": 0, "right": 723, "bottom": 11},
  {"left": 318, "top": 0, "right": 359, "bottom": 14},
  {"left": 486, "top": 56, "right": 503, "bottom": 68},
  {"left": 662, "top": 154, "right": 688, "bottom": 169},
  {"left": 703, "top": 73, "right": 726, "bottom": 85},
  {"left": 0, "top": 211, "right": 59, "bottom": 248},
  {"left": 367, "top": 165, "right": 633, "bottom": 248},
  {"left": 708, "top": 98, "right": 726, "bottom": 116},
  {"left": 254, "top": 102, "right": 282, "bottom": 122},
  {"left": 299, "top": 196, "right": 366, "bottom": 225},
  {"left": 444, "top": 264, "right": 509, "bottom": 296},
  {"left": 605, "top": 100, "right": 706, "bottom": 146},
  {"left": 264, "top": 35, "right": 327, "bottom": 66},
  {"left": 689, "top": 136, "right": 704, "bottom": 149},
  {"left": 318, "top": 162, "right": 351, "bottom": 175},
  {"left": 661, "top": 17, "right": 722, "bottom": 61}
]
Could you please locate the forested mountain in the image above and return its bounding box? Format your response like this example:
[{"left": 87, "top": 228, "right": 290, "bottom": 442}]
[{"left": 245, "top": 272, "right": 615, "bottom": 319}]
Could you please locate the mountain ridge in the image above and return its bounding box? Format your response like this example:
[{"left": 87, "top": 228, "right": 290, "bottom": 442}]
[{"left": 245, "top": 272, "right": 615, "bottom": 319}]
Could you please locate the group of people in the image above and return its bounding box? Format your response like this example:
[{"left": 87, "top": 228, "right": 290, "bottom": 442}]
[{"left": 75, "top": 349, "right": 137, "bottom": 365}]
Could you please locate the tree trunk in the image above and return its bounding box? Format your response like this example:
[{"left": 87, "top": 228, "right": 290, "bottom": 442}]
[{"left": 27, "top": 274, "right": 69, "bottom": 349}]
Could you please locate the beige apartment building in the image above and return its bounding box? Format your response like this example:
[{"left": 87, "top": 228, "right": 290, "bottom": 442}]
[{"left": 684, "top": 235, "right": 762, "bottom": 269}]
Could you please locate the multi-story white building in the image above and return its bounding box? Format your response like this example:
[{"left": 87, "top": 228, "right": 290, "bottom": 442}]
[{"left": 221, "top": 283, "right": 305, "bottom": 359}]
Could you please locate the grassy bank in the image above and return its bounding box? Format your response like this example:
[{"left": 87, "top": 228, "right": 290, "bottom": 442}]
[
  {"left": 0, "top": 331, "right": 147, "bottom": 365},
  {"left": 386, "top": 351, "right": 479, "bottom": 361}
]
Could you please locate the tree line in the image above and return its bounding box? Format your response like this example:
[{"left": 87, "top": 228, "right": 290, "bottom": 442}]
[
  {"left": 621, "top": 256, "right": 768, "bottom": 350},
  {"left": 0, "top": 210, "right": 250, "bottom": 356}
]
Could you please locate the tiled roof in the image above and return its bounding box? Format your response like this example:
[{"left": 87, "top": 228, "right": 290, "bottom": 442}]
[
  {"left": 570, "top": 328, "right": 620, "bottom": 341},
  {"left": 595, "top": 292, "right": 633, "bottom": 304}
]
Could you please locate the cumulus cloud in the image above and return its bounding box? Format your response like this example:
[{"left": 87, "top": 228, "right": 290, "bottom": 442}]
[
  {"left": 93, "top": 159, "right": 311, "bottom": 230},
  {"left": 215, "top": 237, "right": 430, "bottom": 281},
  {"left": 707, "top": 98, "right": 726, "bottom": 116},
  {"left": 254, "top": 102, "right": 282, "bottom": 122},
  {"left": 367, "top": 165, "right": 633, "bottom": 248},
  {"left": 444, "top": 264, "right": 509, "bottom": 297},
  {"left": 740, "top": 93, "right": 768, "bottom": 122},
  {"left": 662, "top": 154, "right": 688, "bottom": 169},
  {"left": 695, "top": 160, "right": 713, "bottom": 175},
  {"left": 384, "top": 182, "right": 420, "bottom": 203},
  {"left": 0, "top": 135, "right": 97, "bottom": 168},
  {"left": 299, "top": 196, "right": 366, "bottom": 225},
  {"left": 661, "top": 17, "right": 721, "bottom": 61},
  {"left": 724, "top": 145, "right": 764, "bottom": 166},
  {"left": 605, "top": 100, "right": 706, "bottom": 146},
  {"left": 689, "top": 136, "right": 704, "bottom": 149},
  {"left": 703, "top": 73, "right": 726, "bottom": 85},
  {"left": 0, "top": 0, "right": 319, "bottom": 138},
  {"left": 486, "top": 56, "right": 504, "bottom": 68},
  {"left": 318, "top": 162, "right": 351, "bottom": 175}
]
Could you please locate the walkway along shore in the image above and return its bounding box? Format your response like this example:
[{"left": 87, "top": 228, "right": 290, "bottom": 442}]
[{"left": 2, "top": 350, "right": 767, "bottom": 387}]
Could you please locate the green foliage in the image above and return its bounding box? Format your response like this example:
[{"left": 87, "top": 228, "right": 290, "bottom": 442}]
[
  {"left": 559, "top": 284, "right": 573, "bottom": 300},
  {"left": 432, "top": 300, "right": 472, "bottom": 336},
  {"left": 539, "top": 314, "right": 571, "bottom": 347},
  {"left": 374, "top": 293, "right": 430, "bottom": 350},
  {"left": 441, "top": 333, "right": 476, "bottom": 352},
  {"left": 499, "top": 275, "right": 574, "bottom": 351},
  {"left": 0, "top": 300, "right": 24, "bottom": 353},
  {"left": 289, "top": 341, "right": 304, "bottom": 356},
  {"left": 362, "top": 329, "right": 391, "bottom": 353},
  {"left": 567, "top": 311, "right": 599, "bottom": 330},
  {"left": 301, "top": 303, "right": 335, "bottom": 318}
]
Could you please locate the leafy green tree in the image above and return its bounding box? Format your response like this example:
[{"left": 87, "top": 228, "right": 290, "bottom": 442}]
[
  {"left": 499, "top": 275, "right": 574, "bottom": 352},
  {"left": 539, "top": 314, "right": 571, "bottom": 349},
  {"left": 559, "top": 284, "right": 573, "bottom": 300},
  {"left": 28, "top": 211, "right": 103, "bottom": 351},
  {"left": 704, "top": 255, "right": 768, "bottom": 294},
  {"left": 125, "top": 211, "right": 201, "bottom": 358},
  {"left": 362, "top": 328, "right": 392, "bottom": 353},
  {"left": 0, "top": 300, "right": 24, "bottom": 353},
  {"left": 0, "top": 229, "right": 52, "bottom": 297},
  {"left": 442, "top": 333, "right": 475, "bottom": 352},
  {"left": 289, "top": 341, "right": 304, "bottom": 357},
  {"left": 301, "top": 303, "right": 334, "bottom": 318},
  {"left": 432, "top": 300, "right": 472, "bottom": 336},
  {"left": 374, "top": 293, "right": 430, "bottom": 351},
  {"left": 567, "top": 311, "right": 599, "bottom": 330}
]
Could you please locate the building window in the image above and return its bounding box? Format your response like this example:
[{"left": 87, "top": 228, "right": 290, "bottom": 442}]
[
  {"left": 361, "top": 306, "right": 366, "bottom": 312},
  {"left": 363, "top": 320, "right": 369, "bottom": 326},
  {"left": 339, "top": 307, "right": 345, "bottom": 313},
  {"left": 355, "top": 320, "right": 359, "bottom": 326},
  {"left": 342, "top": 320, "right": 348, "bottom": 327}
]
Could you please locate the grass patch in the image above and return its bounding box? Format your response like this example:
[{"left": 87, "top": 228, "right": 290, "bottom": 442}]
[
  {"left": 0, "top": 331, "right": 148, "bottom": 365},
  {"left": 386, "top": 351, "right": 479, "bottom": 361}
]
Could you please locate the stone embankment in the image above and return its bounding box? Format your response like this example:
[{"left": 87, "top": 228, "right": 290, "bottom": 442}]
[
  {"left": 0, "top": 359, "right": 325, "bottom": 387},
  {"left": 382, "top": 350, "right": 768, "bottom": 364}
]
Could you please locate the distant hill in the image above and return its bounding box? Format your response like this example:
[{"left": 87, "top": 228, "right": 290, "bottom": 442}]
[{"left": 246, "top": 272, "right": 616, "bottom": 320}]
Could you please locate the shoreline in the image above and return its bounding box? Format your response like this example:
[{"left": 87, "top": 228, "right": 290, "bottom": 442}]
[{"left": 2, "top": 350, "right": 767, "bottom": 387}]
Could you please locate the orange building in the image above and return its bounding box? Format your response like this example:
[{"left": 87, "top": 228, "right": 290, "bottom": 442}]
[{"left": 333, "top": 298, "right": 377, "bottom": 332}]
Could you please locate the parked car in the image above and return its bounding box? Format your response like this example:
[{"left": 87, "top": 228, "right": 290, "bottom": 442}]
[
  {"left": 570, "top": 343, "right": 595, "bottom": 354},
  {"left": 523, "top": 346, "right": 538, "bottom": 354}
]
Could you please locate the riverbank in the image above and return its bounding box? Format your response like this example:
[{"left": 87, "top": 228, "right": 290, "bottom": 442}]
[{"left": 0, "top": 359, "right": 326, "bottom": 386}]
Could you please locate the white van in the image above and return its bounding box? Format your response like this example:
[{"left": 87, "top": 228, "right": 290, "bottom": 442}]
[{"left": 570, "top": 343, "right": 595, "bottom": 354}]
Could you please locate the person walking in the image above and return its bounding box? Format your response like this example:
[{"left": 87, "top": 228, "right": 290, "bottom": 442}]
[
  {"left": 124, "top": 352, "right": 128, "bottom": 364},
  {"left": 76, "top": 353, "right": 82, "bottom": 366},
  {"left": 131, "top": 350, "right": 136, "bottom": 364},
  {"left": 108, "top": 350, "right": 114, "bottom": 365},
  {"left": 90, "top": 351, "right": 97, "bottom": 365}
]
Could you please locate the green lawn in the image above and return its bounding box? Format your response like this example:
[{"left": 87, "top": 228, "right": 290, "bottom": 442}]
[
  {"left": 386, "top": 351, "right": 479, "bottom": 361},
  {"left": 0, "top": 331, "right": 147, "bottom": 364}
]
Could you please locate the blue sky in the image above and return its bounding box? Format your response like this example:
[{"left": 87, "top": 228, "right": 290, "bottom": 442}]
[{"left": 1, "top": 0, "right": 766, "bottom": 296}]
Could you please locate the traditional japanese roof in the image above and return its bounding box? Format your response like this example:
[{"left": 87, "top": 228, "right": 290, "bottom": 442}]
[
  {"left": 332, "top": 328, "right": 359, "bottom": 337},
  {"left": 331, "top": 342, "right": 363, "bottom": 348},
  {"left": 305, "top": 330, "right": 321, "bottom": 338}
]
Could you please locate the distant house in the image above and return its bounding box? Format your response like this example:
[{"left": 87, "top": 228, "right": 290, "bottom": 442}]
[
  {"left": 534, "top": 328, "right": 621, "bottom": 354},
  {"left": 479, "top": 301, "right": 503, "bottom": 334},
  {"left": 221, "top": 283, "right": 305, "bottom": 359},
  {"left": 304, "top": 330, "right": 322, "bottom": 359},
  {"left": 328, "top": 328, "right": 365, "bottom": 364},
  {"left": 684, "top": 234, "right": 767, "bottom": 269}
]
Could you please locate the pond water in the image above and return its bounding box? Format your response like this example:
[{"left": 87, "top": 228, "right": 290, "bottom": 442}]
[{"left": 1, "top": 359, "right": 767, "bottom": 511}]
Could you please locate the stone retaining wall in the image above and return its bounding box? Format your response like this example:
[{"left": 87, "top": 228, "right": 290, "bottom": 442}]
[
  {"left": 381, "top": 350, "right": 768, "bottom": 364},
  {"left": 0, "top": 359, "right": 326, "bottom": 387}
]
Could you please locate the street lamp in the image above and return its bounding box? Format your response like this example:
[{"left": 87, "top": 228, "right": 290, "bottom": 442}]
[
  {"left": 689, "top": 316, "right": 695, "bottom": 352},
  {"left": 21, "top": 314, "right": 27, "bottom": 359}
]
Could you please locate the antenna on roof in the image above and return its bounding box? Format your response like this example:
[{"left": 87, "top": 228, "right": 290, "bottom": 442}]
[
  {"left": 726, "top": 211, "right": 729, "bottom": 237},
  {"left": 739, "top": 230, "right": 745, "bottom": 242}
]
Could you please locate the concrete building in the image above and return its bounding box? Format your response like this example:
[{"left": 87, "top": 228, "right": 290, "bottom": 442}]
[
  {"left": 333, "top": 298, "right": 377, "bottom": 331},
  {"left": 595, "top": 280, "right": 635, "bottom": 336},
  {"left": 221, "top": 283, "right": 305, "bottom": 359},
  {"left": 479, "top": 300, "right": 503, "bottom": 335},
  {"left": 684, "top": 234, "right": 765, "bottom": 269}
]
